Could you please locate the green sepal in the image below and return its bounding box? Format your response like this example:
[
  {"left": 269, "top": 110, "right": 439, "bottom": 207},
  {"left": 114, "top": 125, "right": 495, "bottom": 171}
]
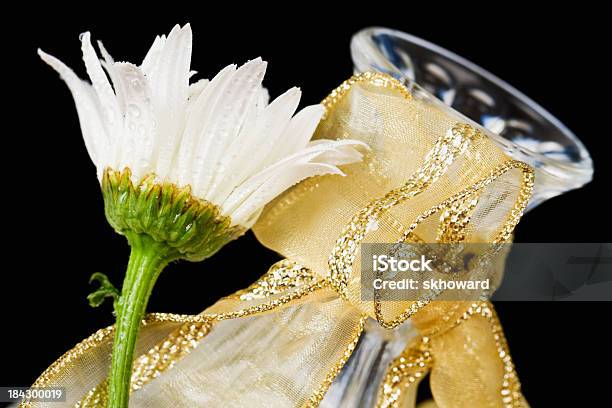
[
  {"left": 102, "top": 168, "right": 244, "bottom": 262},
  {"left": 88, "top": 272, "right": 120, "bottom": 310}
]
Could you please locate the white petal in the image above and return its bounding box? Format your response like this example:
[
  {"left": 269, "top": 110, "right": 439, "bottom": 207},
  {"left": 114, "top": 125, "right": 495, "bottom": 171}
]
[
  {"left": 204, "top": 85, "right": 271, "bottom": 203},
  {"left": 80, "top": 32, "right": 122, "bottom": 168},
  {"left": 188, "top": 78, "right": 209, "bottom": 99},
  {"left": 148, "top": 24, "right": 192, "bottom": 180},
  {"left": 110, "top": 62, "right": 156, "bottom": 181},
  {"left": 185, "top": 78, "right": 209, "bottom": 133},
  {"left": 266, "top": 104, "right": 324, "bottom": 163},
  {"left": 207, "top": 89, "right": 309, "bottom": 204},
  {"left": 141, "top": 34, "right": 167, "bottom": 77},
  {"left": 95, "top": 41, "right": 124, "bottom": 113},
  {"left": 177, "top": 64, "right": 236, "bottom": 187},
  {"left": 258, "top": 87, "right": 270, "bottom": 107},
  {"left": 230, "top": 163, "right": 344, "bottom": 227},
  {"left": 216, "top": 87, "right": 302, "bottom": 196},
  {"left": 221, "top": 140, "right": 365, "bottom": 217},
  {"left": 97, "top": 40, "right": 114, "bottom": 65},
  {"left": 222, "top": 144, "right": 336, "bottom": 207},
  {"left": 38, "top": 49, "right": 108, "bottom": 175},
  {"left": 308, "top": 139, "right": 370, "bottom": 165},
  {"left": 195, "top": 58, "right": 268, "bottom": 199}
]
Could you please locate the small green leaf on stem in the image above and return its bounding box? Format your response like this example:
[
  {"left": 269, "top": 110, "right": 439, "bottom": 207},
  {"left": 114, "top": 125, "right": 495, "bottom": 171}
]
[{"left": 88, "top": 272, "right": 120, "bottom": 310}]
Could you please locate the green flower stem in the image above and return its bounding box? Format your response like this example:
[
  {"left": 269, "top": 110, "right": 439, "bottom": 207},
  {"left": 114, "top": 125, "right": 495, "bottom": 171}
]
[{"left": 108, "top": 232, "right": 178, "bottom": 408}]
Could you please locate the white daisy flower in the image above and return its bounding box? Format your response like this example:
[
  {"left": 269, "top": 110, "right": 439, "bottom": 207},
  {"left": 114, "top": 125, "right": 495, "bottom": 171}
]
[{"left": 39, "top": 23, "right": 366, "bottom": 229}]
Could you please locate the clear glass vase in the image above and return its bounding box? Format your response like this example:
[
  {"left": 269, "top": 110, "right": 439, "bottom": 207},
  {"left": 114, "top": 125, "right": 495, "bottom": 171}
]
[{"left": 321, "top": 319, "right": 417, "bottom": 407}]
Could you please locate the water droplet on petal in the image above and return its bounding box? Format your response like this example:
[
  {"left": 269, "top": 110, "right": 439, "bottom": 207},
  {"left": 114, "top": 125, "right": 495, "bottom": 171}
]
[
  {"left": 130, "top": 78, "right": 142, "bottom": 90},
  {"left": 137, "top": 124, "right": 147, "bottom": 137},
  {"left": 128, "top": 104, "right": 141, "bottom": 118}
]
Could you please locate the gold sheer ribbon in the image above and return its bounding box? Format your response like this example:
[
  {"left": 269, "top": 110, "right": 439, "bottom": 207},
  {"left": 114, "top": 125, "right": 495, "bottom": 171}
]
[{"left": 25, "top": 73, "right": 532, "bottom": 408}]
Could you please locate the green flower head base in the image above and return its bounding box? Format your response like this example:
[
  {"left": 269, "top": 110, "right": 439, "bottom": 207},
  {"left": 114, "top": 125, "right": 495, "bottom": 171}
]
[{"left": 103, "top": 167, "right": 244, "bottom": 262}]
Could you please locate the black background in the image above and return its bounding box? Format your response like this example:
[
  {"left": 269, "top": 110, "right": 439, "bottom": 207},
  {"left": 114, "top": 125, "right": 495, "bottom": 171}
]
[{"left": 4, "top": 5, "right": 611, "bottom": 407}]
